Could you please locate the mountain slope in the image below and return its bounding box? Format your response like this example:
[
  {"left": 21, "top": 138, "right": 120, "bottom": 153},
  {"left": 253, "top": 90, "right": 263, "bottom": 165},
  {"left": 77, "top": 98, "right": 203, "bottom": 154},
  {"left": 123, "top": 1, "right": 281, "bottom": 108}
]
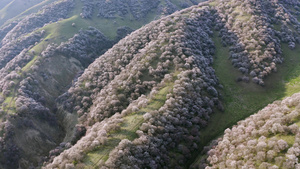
[
  {"left": 46, "top": 5, "right": 222, "bottom": 168},
  {"left": 204, "top": 92, "right": 300, "bottom": 169},
  {"left": 45, "top": 0, "right": 300, "bottom": 168},
  {"left": 0, "top": 0, "right": 300, "bottom": 168},
  {"left": 0, "top": 0, "right": 47, "bottom": 27},
  {"left": 0, "top": 0, "right": 204, "bottom": 168}
]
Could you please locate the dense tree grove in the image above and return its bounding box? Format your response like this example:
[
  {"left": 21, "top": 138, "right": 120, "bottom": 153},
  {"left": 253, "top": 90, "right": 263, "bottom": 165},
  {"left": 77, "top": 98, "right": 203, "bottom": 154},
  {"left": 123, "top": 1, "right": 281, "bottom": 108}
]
[
  {"left": 158, "top": 0, "right": 179, "bottom": 16},
  {"left": 0, "top": 31, "right": 43, "bottom": 69},
  {"left": 205, "top": 93, "right": 300, "bottom": 169},
  {"left": 0, "top": 65, "right": 65, "bottom": 168},
  {"left": 115, "top": 26, "right": 134, "bottom": 41},
  {"left": 80, "top": 0, "right": 94, "bottom": 19},
  {"left": 214, "top": 0, "right": 300, "bottom": 85},
  {"left": 45, "top": 4, "right": 224, "bottom": 168},
  {"left": 80, "top": 0, "right": 160, "bottom": 20},
  {"left": 79, "top": 0, "right": 200, "bottom": 20},
  {"left": 55, "top": 19, "right": 160, "bottom": 137},
  {"left": 0, "top": 21, "right": 18, "bottom": 44},
  {"left": 56, "top": 27, "right": 113, "bottom": 67}
]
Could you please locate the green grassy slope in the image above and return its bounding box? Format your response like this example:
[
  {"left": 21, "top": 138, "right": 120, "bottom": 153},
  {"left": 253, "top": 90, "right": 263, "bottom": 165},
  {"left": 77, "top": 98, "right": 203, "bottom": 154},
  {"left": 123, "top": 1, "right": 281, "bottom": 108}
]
[
  {"left": 69, "top": 0, "right": 160, "bottom": 40},
  {"left": 67, "top": 0, "right": 204, "bottom": 39}
]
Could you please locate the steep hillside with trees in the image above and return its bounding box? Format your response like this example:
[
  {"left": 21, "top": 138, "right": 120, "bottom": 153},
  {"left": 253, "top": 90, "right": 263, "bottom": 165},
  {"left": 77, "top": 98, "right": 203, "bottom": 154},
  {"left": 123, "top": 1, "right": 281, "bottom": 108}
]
[
  {"left": 0, "top": 0, "right": 300, "bottom": 168},
  {"left": 214, "top": 0, "right": 300, "bottom": 86},
  {"left": 0, "top": 0, "right": 203, "bottom": 168},
  {"left": 204, "top": 92, "right": 300, "bottom": 169},
  {"left": 44, "top": 0, "right": 300, "bottom": 168},
  {"left": 46, "top": 5, "right": 222, "bottom": 168}
]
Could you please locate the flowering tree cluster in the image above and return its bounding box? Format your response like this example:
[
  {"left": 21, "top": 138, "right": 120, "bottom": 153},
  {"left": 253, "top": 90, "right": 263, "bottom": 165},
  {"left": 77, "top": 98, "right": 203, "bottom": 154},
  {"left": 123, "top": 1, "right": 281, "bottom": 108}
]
[
  {"left": 56, "top": 27, "right": 113, "bottom": 67},
  {"left": 79, "top": 0, "right": 201, "bottom": 20},
  {"left": 0, "top": 21, "right": 18, "bottom": 43},
  {"left": 205, "top": 93, "right": 300, "bottom": 169},
  {"left": 214, "top": 0, "right": 300, "bottom": 85},
  {"left": 0, "top": 31, "right": 44, "bottom": 70},
  {"left": 157, "top": 0, "right": 179, "bottom": 16}
]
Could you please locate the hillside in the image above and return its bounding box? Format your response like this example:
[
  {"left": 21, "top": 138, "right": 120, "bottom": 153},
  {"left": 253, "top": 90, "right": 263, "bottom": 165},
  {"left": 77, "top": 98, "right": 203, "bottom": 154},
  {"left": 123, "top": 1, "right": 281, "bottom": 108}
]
[
  {"left": 44, "top": 0, "right": 300, "bottom": 168},
  {"left": 0, "top": 0, "right": 204, "bottom": 168},
  {"left": 46, "top": 6, "right": 221, "bottom": 168},
  {"left": 204, "top": 92, "right": 300, "bottom": 169},
  {"left": 0, "top": 0, "right": 300, "bottom": 168},
  {"left": 0, "top": 0, "right": 50, "bottom": 27}
]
